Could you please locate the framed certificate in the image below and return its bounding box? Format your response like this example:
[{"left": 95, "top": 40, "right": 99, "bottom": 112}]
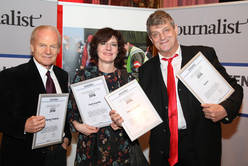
[
  {"left": 32, "top": 93, "right": 69, "bottom": 149},
  {"left": 177, "top": 51, "right": 234, "bottom": 104},
  {"left": 105, "top": 79, "right": 163, "bottom": 141},
  {"left": 70, "top": 75, "right": 112, "bottom": 128}
]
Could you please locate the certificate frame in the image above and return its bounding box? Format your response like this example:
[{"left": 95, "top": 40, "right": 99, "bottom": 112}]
[
  {"left": 177, "top": 51, "right": 234, "bottom": 104},
  {"left": 32, "top": 93, "right": 69, "bottom": 149},
  {"left": 70, "top": 75, "right": 112, "bottom": 128},
  {"left": 105, "top": 79, "right": 163, "bottom": 141}
]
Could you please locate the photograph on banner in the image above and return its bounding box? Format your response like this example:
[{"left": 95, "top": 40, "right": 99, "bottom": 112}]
[{"left": 62, "top": 27, "right": 152, "bottom": 82}]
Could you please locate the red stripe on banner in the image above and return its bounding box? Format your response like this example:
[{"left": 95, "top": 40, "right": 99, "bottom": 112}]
[
  {"left": 56, "top": 4, "right": 63, "bottom": 68},
  {"left": 58, "top": 0, "right": 100, "bottom": 4},
  {"left": 92, "top": 0, "right": 100, "bottom": 4},
  {"left": 58, "top": 0, "right": 83, "bottom": 3}
]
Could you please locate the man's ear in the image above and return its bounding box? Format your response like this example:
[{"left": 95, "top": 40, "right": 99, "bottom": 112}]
[
  {"left": 149, "top": 36, "right": 154, "bottom": 45},
  {"left": 30, "top": 44, "right": 34, "bottom": 53},
  {"left": 175, "top": 25, "right": 178, "bottom": 36}
]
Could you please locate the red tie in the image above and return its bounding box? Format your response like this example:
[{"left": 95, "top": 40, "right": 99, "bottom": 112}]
[
  {"left": 162, "top": 54, "right": 178, "bottom": 166},
  {"left": 46, "top": 71, "right": 56, "bottom": 93}
]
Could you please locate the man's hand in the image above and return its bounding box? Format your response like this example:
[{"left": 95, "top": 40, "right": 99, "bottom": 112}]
[
  {"left": 24, "top": 116, "right": 45, "bottom": 133},
  {"left": 202, "top": 104, "right": 227, "bottom": 122},
  {"left": 61, "top": 137, "right": 69, "bottom": 150}
]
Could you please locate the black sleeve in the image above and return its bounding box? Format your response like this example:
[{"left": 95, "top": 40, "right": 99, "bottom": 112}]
[{"left": 203, "top": 47, "right": 243, "bottom": 123}]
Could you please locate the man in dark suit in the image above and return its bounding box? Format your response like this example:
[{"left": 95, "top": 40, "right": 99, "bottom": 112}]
[
  {"left": 0, "top": 25, "right": 71, "bottom": 166},
  {"left": 110, "top": 10, "right": 243, "bottom": 166},
  {"left": 139, "top": 10, "right": 243, "bottom": 166}
]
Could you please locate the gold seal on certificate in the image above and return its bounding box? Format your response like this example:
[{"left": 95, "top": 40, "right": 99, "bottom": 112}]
[
  {"left": 177, "top": 51, "right": 234, "bottom": 104},
  {"left": 70, "top": 75, "right": 112, "bottom": 128},
  {"left": 32, "top": 93, "right": 69, "bottom": 149},
  {"left": 105, "top": 79, "right": 163, "bottom": 141}
]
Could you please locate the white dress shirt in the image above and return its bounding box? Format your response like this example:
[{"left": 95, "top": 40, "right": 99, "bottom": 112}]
[
  {"left": 33, "top": 58, "right": 62, "bottom": 94},
  {"left": 159, "top": 46, "right": 187, "bottom": 129}
]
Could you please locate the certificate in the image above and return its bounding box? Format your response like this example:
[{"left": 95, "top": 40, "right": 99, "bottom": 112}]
[
  {"left": 177, "top": 51, "right": 234, "bottom": 104},
  {"left": 32, "top": 93, "right": 69, "bottom": 149},
  {"left": 105, "top": 79, "right": 163, "bottom": 141},
  {"left": 70, "top": 75, "right": 112, "bottom": 128}
]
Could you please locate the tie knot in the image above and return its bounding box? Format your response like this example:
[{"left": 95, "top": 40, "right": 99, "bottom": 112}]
[
  {"left": 46, "top": 71, "right": 51, "bottom": 77},
  {"left": 162, "top": 54, "right": 178, "bottom": 63}
]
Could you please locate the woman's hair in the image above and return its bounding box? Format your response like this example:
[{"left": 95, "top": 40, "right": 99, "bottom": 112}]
[{"left": 90, "top": 27, "right": 126, "bottom": 69}]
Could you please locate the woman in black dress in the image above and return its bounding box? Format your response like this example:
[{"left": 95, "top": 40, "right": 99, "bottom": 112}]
[{"left": 68, "top": 27, "right": 148, "bottom": 166}]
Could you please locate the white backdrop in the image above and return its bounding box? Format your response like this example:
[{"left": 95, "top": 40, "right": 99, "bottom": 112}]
[
  {"left": 60, "top": 1, "right": 248, "bottom": 166},
  {"left": 0, "top": 0, "right": 57, "bottom": 71}
]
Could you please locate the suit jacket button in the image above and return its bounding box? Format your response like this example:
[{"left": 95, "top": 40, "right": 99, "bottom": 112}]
[
  {"left": 163, "top": 129, "right": 166, "bottom": 132},
  {"left": 165, "top": 106, "right": 168, "bottom": 110},
  {"left": 160, "top": 150, "right": 164, "bottom": 154}
]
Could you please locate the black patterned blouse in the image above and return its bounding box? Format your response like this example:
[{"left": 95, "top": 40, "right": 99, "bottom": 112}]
[{"left": 68, "top": 65, "right": 135, "bottom": 166}]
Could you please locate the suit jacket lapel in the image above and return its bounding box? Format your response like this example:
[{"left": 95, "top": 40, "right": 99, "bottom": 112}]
[
  {"left": 180, "top": 45, "right": 194, "bottom": 68},
  {"left": 53, "top": 66, "right": 68, "bottom": 93},
  {"left": 178, "top": 46, "right": 197, "bottom": 127},
  {"left": 152, "top": 55, "right": 169, "bottom": 121},
  {"left": 28, "top": 58, "right": 46, "bottom": 93},
  {"left": 154, "top": 55, "right": 168, "bottom": 103}
]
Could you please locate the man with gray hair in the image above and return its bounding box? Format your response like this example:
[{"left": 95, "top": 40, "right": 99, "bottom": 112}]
[
  {"left": 110, "top": 10, "right": 243, "bottom": 166},
  {"left": 139, "top": 10, "right": 243, "bottom": 166},
  {"left": 0, "top": 25, "right": 71, "bottom": 166}
]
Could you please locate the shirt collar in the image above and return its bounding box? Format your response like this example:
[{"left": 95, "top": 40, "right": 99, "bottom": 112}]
[
  {"left": 159, "top": 46, "right": 182, "bottom": 63},
  {"left": 33, "top": 57, "right": 54, "bottom": 78}
]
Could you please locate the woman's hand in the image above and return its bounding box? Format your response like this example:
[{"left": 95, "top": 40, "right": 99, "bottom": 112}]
[
  {"left": 72, "top": 120, "right": 99, "bottom": 136},
  {"left": 109, "top": 110, "right": 123, "bottom": 130}
]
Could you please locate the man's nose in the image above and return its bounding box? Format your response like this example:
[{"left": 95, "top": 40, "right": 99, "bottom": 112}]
[
  {"left": 159, "top": 32, "right": 166, "bottom": 40},
  {"left": 45, "top": 46, "right": 51, "bottom": 54}
]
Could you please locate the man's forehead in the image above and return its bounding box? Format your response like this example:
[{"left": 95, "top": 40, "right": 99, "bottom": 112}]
[{"left": 150, "top": 23, "right": 171, "bottom": 31}]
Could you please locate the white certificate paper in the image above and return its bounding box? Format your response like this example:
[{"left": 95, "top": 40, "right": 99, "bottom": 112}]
[
  {"left": 70, "top": 75, "right": 112, "bottom": 128},
  {"left": 105, "top": 79, "right": 163, "bottom": 141},
  {"left": 177, "top": 52, "right": 234, "bottom": 104},
  {"left": 32, "top": 93, "right": 69, "bottom": 149}
]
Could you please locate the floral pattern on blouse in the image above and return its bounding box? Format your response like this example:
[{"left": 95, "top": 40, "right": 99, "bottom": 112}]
[{"left": 68, "top": 65, "right": 135, "bottom": 166}]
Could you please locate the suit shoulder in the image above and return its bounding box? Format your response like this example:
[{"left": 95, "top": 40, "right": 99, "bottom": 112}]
[
  {"left": 140, "top": 56, "right": 158, "bottom": 69},
  {"left": 54, "top": 66, "right": 68, "bottom": 75},
  {"left": 181, "top": 45, "right": 218, "bottom": 60},
  {"left": 0, "top": 62, "right": 32, "bottom": 87},
  {"left": 0, "top": 62, "right": 30, "bottom": 76}
]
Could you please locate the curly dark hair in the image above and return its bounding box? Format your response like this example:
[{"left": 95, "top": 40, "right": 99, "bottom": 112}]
[{"left": 89, "top": 27, "right": 126, "bottom": 69}]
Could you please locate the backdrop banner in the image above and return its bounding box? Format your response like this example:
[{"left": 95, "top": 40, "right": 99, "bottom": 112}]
[
  {"left": 0, "top": 0, "right": 57, "bottom": 71},
  {"left": 1, "top": 1, "right": 247, "bottom": 165}
]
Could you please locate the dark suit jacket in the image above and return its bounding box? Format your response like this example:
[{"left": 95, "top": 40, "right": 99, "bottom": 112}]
[
  {"left": 0, "top": 58, "right": 71, "bottom": 166},
  {"left": 139, "top": 45, "right": 243, "bottom": 166}
]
